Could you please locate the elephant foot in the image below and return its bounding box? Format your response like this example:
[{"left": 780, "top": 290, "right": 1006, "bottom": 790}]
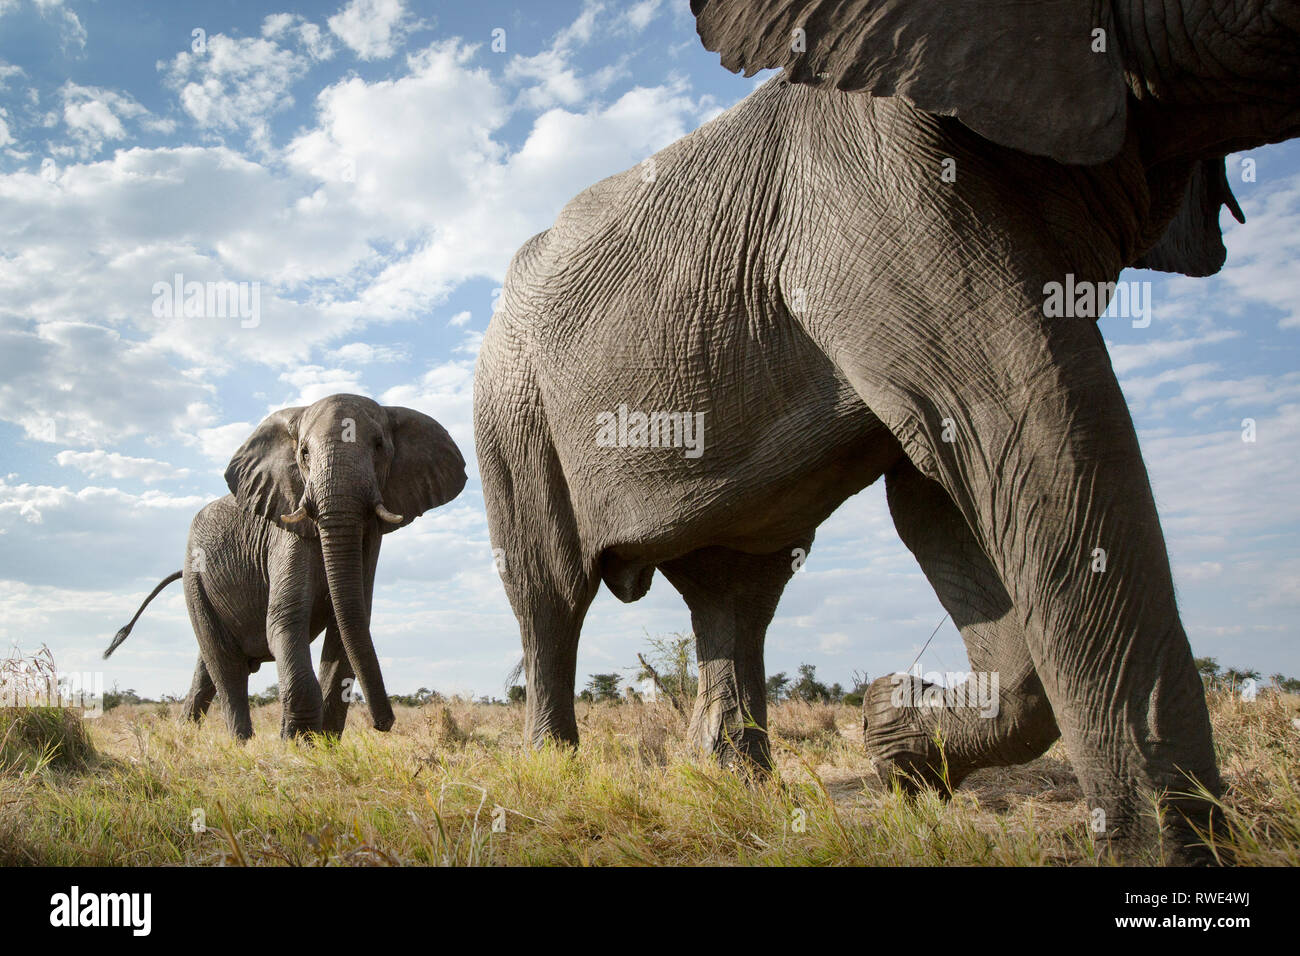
[
  {"left": 526, "top": 710, "right": 580, "bottom": 751},
  {"left": 179, "top": 701, "right": 205, "bottom": 725},
  {"left": 284, "top": 731, "right": 319, "bottom": 745},
  {"left": 704, "top": 726, "right": 772, "bottom": 774},
  {"left": 1083, "top": 790, "right": 1219, "bottom": 866},
  {"left": 863, "top": 674, "right": 970, "bottom": 797},
  {"left": 280, "top": 709, "right": 325, "bottom": 741},
  {"left": 320, "top": 704, "right": 349, "bottom": 738},
  {"left": 689, "top": 702, "right": 772, "bottom": 773}
]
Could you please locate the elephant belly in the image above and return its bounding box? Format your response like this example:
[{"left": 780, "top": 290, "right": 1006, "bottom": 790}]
[
  {"left": 593, "top": 401, "right": 897, "bottom": 563},
  {"left": 537, "top": 311, "right": 902, "bottom": 565}
]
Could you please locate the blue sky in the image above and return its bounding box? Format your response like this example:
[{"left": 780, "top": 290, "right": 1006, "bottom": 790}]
[{"left": 0, "top": 0, "right": 1296, "bottom": 701}]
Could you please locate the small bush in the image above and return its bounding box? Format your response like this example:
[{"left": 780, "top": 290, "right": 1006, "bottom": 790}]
[
  {"left": 0, "top": 644, "right": 96, "bottom": 773},
  {"left": 769, "top": 700, "right": 842, "bottom": 744},
  {"left": 0, "top": 707, "right": 96, "bottom": 773}
]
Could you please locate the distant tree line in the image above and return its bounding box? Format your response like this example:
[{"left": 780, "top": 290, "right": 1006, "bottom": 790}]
[
  {"left": 578, "top": 632, "right": 878, "bottom": 707},
  {"left": 104, "top": 649, "right": 1300, "bottom": 715},
  {"left": 1194, "top": 658, "right": 1300, "bottom": 694},
  {"left": 574, "top": 646, "right": 1300, "bottom": 708}
]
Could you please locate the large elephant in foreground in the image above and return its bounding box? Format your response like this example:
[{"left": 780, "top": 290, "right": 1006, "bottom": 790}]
[{"left": 474, "top": 0, "right": 1299, "bottom": 860}]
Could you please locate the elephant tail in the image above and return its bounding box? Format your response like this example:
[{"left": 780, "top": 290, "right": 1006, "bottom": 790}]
[{"left": 104, "top": 571, "right": 183, "bottom": 659}]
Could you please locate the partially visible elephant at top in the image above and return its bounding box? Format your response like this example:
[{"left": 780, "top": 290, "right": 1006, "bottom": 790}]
[
  {"left": 106, "top": 394, "right": 466, "bottom": 740},
  {"left": 474, "top": 0, "right": 1300, "bottom": 862}
]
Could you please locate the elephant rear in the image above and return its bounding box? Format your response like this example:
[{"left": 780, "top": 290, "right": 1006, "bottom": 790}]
[
  {"left": 183, "top": 496, "right": 276, "bottom": 650},
  {"left": 476, "top": 80, "right": 892, "bottom": 577}
]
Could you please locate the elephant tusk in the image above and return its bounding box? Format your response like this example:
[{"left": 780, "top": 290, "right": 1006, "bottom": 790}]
[
  {"left": 281, "top": 505, "right": 310, "bottom": 524},
  {"left": 375, "top": 503, "right": 403, "bottom": 524}
]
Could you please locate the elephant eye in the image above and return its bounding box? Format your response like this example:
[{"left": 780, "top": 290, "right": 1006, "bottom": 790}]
[{"left": 299, "top": 446, "right": 310, "bottom": 465}]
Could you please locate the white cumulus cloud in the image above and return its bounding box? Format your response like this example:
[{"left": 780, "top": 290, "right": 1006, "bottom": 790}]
[
  {"left": 327, "top": 0, "right": 419, "bottom": 61},
  {"left": 162, "top": 33, "right": 309, "bottom": 150},
  {"left": 54, "top": 449, "right": 191, "bottom": 483}
]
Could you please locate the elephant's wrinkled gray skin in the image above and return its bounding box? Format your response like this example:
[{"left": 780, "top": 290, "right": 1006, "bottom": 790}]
[
  {"left": 106, "top": 394, "right": 466, "bottom": 740},
  {"left": 474, "top": 0, "right": 1299, "bottom": 861}
]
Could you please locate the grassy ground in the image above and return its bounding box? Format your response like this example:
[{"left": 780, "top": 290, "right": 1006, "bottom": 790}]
[{"left": 0, "top": 689, "right": 1296, "bottom": 865}]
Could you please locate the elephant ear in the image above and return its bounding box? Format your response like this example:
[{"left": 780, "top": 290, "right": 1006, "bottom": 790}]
[
  {"left": 224, "top": 407, "right": 314, "bottom": 537},
  {"left": 379, "top": 406, "right": 467, "bottom": 534},
  {"left": 1133, "top": 157, "right": 1245, "bottom": 278},
  {"left": 691, "top": 0, "right": 1129, "bottom": 164}
]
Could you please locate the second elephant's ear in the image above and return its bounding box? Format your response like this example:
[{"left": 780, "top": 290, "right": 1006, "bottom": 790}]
[
  {"left": 224, "top": 407, "right": 314, "bottom": 537},
  {"left": 1133, "top": 157, "right": 1245, "bottom": 278},
  {"left": 380, "top": 406, "right": 468, "bottom": 534},
  {"left": 691, "top": 0, "right": 1128, "bottom": 164}
]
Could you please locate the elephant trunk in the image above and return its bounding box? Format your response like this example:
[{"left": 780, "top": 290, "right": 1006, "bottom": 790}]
[{"left": 317, "top": 513, "right": 394, "bottom": 731}]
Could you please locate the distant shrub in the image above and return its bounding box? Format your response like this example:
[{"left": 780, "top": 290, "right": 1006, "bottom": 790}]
[
  {"left": 1, "top": 644, "right": 95, "bottom": 773},
  {"left": 636, "top": 633, "right": 697, "bottom": 707},
  {"left": 390, "top": 688, "right": 443, "bottom": 707},
  {"left": 789, "top": 663, "right": 834, "bottom": 703},
  {"left": 583, "top": 674, "right": 624, "bottom": 704},
  {"left": 0, "top": 707, "right": 96, "bottom": 773},
  {"left": 103, "top": 684, "right": 148, "bottom": 712},
  {"left": 248, "top": 683, "right": 280, "bottom": 707}
]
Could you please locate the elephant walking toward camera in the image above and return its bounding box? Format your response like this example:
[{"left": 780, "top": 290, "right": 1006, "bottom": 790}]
[
  {"left": 474, "top": 0, "right": 1300, "bottom": 860},
  {"left": 106, "top": 394, "right": 466, "bottom": 739}
]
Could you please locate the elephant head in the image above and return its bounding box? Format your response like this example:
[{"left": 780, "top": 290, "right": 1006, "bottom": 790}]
[
  {"left": 691, "top": 0, "right": 1300, "bottom": 273},
  {"left": 225, "top": 394, "right": 466, "bottom": 730}
]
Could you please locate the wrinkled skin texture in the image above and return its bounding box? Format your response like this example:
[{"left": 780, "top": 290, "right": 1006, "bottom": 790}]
[
  {"left": 111, "top": 394, "right": 465, "bottom": 740},
  {"left": 475, "top": 0, "right": 1300, "bottom": 862}
]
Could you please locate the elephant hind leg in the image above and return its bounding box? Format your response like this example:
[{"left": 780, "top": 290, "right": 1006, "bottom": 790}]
[
  {"left": 180, "top": 656, "right": 216, "bottom": 723},
  {"left": 518, "top": 578, "right": 598, "bottom": 749},
  {"left": 477, "top": 381, "right": 599, "bottom": 749},
  {"left": 659, "top": 539, "right": 810, "bottom": 771},
  {"left": 867, "top": 458, "right": 1059, "bottom": 794},
  {"left": 185, "top": 581, "right": 253, "bottom": 740}
]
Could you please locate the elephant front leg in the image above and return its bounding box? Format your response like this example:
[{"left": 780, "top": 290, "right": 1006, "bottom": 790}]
[
  {"left": 866, "top": 459, "right": 1060, "bottom": 794},
  {"left": 318, "top": 623, "right": 353, "bottom": 737},
  {"left": 660, "top": 543, "right": 809, "bottom": 771},
  {"left": 269, "top": 621, "right": 323, "bottom": 739},
  {"left": 267, "top": 556, "right": 323, "bottom": 739},
  {"left": 827, "top": 283, "right": 1219, "bottom": 861},
  {"left": 262, "top": 538, "right": 327, "bottom": 738}
]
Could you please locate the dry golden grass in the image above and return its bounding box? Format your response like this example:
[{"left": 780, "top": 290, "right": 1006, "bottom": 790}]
[{"left": 0, "top": 688, "right": 1295, "bottom": 865}]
